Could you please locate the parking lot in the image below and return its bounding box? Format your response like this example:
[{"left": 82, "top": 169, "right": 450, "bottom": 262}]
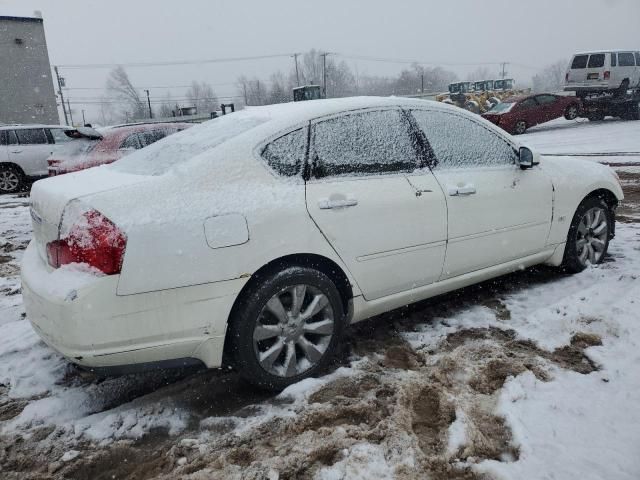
[{"left": 0, "top": 116, "right": 638, "bottom": 479}]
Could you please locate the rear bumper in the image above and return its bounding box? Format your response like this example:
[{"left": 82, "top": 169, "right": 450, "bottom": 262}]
[
  {"left": 21, "top": 241, "right": 246, "bottom": 369},
  {"left": 564, "top": 82, "right": 611, "bottom": 92}
]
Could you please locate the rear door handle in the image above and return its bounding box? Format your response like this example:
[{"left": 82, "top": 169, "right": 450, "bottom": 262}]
[
  {"left": 11, "top": 150, "right": 22, "bottom": 154},
  {"left": 318, "top": 198, "right": 358, "bottom": 209},
  {"left": 448, "top": 184, "right": 477, "bottom": 196}
]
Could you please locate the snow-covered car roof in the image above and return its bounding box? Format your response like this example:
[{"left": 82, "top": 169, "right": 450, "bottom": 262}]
[
  {"left": 109, "top": 96, "right": 459, "bottom": 176},
  {"left": 573, "top": 49, "right": 639, "bottom": 55}
]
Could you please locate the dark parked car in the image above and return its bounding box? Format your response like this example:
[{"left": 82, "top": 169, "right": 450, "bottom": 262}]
[
  {"left": 47, "top": 122, "right": 193, "bottom": 175},
  {"left": 482, "top": 94, "right": 581, "bottom": 134}
]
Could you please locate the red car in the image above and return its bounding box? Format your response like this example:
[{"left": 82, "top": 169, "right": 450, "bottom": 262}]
[
  {"left": 482, "top": 94, "right": 581, "bottom": 135},
  {"left": 47, "top": 122, "right": 193, "bottom": 175}
]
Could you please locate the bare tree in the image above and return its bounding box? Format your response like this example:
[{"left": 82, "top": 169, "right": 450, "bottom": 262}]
[
  {"left": 106, "top": 66, "right": 146, "bottom": 121},
  {"left": 185, "top": 81, "right": 218, "bottom": 114},
  {"left": 157, "top": 92, "right": 175, "bottom": 118},
  {"left": 236, "top": 76, "right": 268, "bottom": 106},
  {"left": 268, "top": 72, "right": 290, "bottom": 104},
  {"left": 532, "top": 60, "right": 567, "bottom": 93},
  {"left": 466, "top": 66, "right": 493, "bottom": 81}
]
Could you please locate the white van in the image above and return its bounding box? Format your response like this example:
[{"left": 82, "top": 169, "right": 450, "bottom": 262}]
[{"left": 564, "top": 50, "right": 640, "bottom": 97}]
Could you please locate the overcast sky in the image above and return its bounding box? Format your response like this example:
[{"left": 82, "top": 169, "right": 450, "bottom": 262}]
[{"left": 1, "top": 0, "right": 638, "bottom": 123}]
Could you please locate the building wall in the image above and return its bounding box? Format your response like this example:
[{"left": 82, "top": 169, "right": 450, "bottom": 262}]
[{"left": 0, "top": 16, "right": 59, "bottom": 125}]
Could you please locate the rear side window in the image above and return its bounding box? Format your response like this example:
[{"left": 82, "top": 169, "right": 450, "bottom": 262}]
[
  {"left": 587, "top": 54, "right": 605, "bottom": 68},
  {"left": 49, "top": 128, "right": 72, "bottom": 144},
  {"left": 571, "top": 55, "right": 588, "bottom": 69},
  {"left": 139, "top": 130, "right": 168, "bottom": 147},
  {"left": 311, "top": 109, "right": 417, "bottom": 178},
  {"left": 120, "top": 134, "right": 141, "bottom": 150},
  {"left": 611, "top": 53, "right": 617, "bottom": 67},
  {"left": 411, "top": 110, "right": 517, "bottom": 169},
  {"left": 618, "top": 52, "right": 636, "bottom": 67},
  {"left": 261, "top": 128, "right": 306, "bottom": 177},
  {"left": 15, "top": 128, "right": 48, "bottom": 145}
]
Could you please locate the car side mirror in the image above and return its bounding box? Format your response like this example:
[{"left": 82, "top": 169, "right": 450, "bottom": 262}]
[{"left": 518, "top": 146, "right": 540, "bottom": 169}]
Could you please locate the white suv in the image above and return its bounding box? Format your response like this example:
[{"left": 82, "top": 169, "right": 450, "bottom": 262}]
[
  {"left": 564, "top": 50, "right": 640, "bottom": 97},
  {"left": 0, "top": 124, "right": 72, "bottom": 193}
]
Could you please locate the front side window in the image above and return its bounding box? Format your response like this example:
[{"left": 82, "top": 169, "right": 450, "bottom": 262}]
[
  {"left": 310, "top": 109, "right": 417, "bottom": 178},
  {"left": 611, "top": 53, "right": 617, "bottom": 67},
  {"left": 139, "top": 130, "right": 168, "bottom": 147},
  {"left": 618, "top": 52, "right": 635, "bottom": 67},
  {"left": 518, "top": 98, "right": 538, "bottom": 110},
  {"left": 411, "top": 110, "right": 517, "bottom": 169},
  {"left": 536, "top": 95, "right": 557, "bottom": 105},
  {"left": 636, "top": 52, "right": 640, "bottom": 67},
  {"left": 15, "top": 128, "right": 48, "bottom": 145},
  {"left": 587, "top": 54, "right": 605, "bottom": 68},
  {"left": 261, "top": 128, "right": 306, "bottom": 177},
  {"left": 571, "top": 55, "right": 588, "bottom": 69}
]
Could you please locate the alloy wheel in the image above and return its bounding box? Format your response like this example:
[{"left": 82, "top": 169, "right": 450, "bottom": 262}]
[
  {"left": 566, "top": 105, "right": 578, "bottom": 120},
  {"left": 253, "top": 284, "right": 334, "bottom": 378},
  {"left": 576, "top": 207, "right": 608, "bottom": 266},
  {"left": 0, "top": 170, "right": 20, "bottom": 193},
  {"left": 514, "top": 120, "right": 527, "bottom": 134}
]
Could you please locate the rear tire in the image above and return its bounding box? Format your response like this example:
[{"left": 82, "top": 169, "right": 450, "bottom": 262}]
[
  {"left": 561, "top": 197, "right": 612, "bottom": 273},
  {"left": 513, "top": 120, "right": 527, "bottom": 135},
  {"left": 0, "top": 165, "right": 24, "bottom": 194},
  {"left": 227, "top": 266, "right": 345, "bottom": 390}
]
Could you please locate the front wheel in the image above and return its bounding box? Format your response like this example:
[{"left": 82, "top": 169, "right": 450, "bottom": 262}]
[
  {"left": 228, "top": 266, "right": 345, "bottom": 390},
  {"left": 0, "top": 165, "right": 25, "bottom": 194},
  {"left": 564, "top": 104, "right": 579, "bottom": 120},
  {"left": 561, "top": 197, "right": 612, "bottom": 273}
]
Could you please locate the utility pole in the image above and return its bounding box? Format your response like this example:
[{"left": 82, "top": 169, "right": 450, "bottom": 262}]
[
  {"left": 292, "top": 53, "right": 301, "bottom": 87},
  {"left": 54, "top": 66, "right": 69, "bottom": 125},
  {"left": 321, "top": 52, "right": 331, "bottom": 98},
  {"left": 243, "top": 83, "right": 248, "bottom": 106},
  {"left": 81, "top": 109, "right": 86, "bottom": 125},
  {"left": 67, "top": 99, "right": 74, "bottom": 125},
  {"left": 421, "top": 73, "right": 425, "bottom": 93},
  {"left": 500, "top": 62, "right": 509, "bottom": 79},
  {"left": 144, "top": 89, "right": 153, "bottom": 118}
]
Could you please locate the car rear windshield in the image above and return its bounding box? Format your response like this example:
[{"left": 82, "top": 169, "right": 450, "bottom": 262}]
[
  {"left": 587, "top": 54, "right": 605, "bottom": 68},
  {"left": 111, "top": 113, "right": 268, "bottom": 176},
  {"left": 571, "top": 55, "right": 588, "bottom": 69}
]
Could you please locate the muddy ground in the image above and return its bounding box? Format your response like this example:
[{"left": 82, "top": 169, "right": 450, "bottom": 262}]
[{"left": 1, "top": 171, "right": 638, "bottom": 480}]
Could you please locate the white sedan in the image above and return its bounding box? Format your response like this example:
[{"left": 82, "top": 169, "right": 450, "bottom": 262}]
[{"left": 22, "top": 97, "right": 623, "bottom": 389}]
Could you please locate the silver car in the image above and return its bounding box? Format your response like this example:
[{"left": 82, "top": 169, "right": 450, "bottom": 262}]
[{"left": 0, "top": 124, "right": 73, "bottom": 193}]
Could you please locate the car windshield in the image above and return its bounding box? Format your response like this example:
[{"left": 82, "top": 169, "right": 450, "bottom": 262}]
[
  {"left": 487, "top": 102, "right": 515, "bottom": 113},
  {"left": 111, "top": 113, "right": 268, "bottom": 175}
]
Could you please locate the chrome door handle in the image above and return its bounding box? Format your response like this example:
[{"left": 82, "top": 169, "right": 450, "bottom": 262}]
[
  {"left": 10, "top": 150, "right": 22, "bottom": 154},
  {"left": 448, "top": 185, "right": 477, "bottom": 196},
  {"left": 318, "top": 198, "right": 358, "bottom": 209}
]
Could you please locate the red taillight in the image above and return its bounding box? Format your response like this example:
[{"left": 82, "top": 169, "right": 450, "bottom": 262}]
[
  {"left": 604, "top": 71, "right": 610, "bottom": 80},
  {"left": 46, "top": 210, "right": 126, "bottom": 275}
]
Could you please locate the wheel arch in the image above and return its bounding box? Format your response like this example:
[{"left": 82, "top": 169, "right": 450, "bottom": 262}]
[
  {"left": 582, "top": 188, "right": 619, "bottom": 238},
  {"left": 0, "top": 162, "right": 26, "bottom": 177},
  {"left": 222, "top": 252, "right": 355, "bottom": 363}
]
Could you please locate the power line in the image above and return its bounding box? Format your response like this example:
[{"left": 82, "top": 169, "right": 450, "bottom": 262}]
[
  {"left": 337, "top": 53, "right": 508, "bottom": 67},
  {"left": 57, "top": 53, "right": 295, "bottom": 69},
  {"left": 62, "top": 82, "right": 238, "bottom": 90}
]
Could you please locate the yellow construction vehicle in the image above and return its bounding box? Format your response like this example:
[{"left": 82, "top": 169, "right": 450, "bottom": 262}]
[{"left": 437, "top": 78, "right": 529, "bottom": 114}]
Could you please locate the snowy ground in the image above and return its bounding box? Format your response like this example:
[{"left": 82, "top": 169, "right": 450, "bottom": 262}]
[{"left": 1, "top": 117, "right": 640, "bottom": 479}]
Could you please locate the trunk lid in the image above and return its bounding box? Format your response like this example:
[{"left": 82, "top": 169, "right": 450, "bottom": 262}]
[{"left": 29, "top": 168, "right": 149, "bottom": 264}]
